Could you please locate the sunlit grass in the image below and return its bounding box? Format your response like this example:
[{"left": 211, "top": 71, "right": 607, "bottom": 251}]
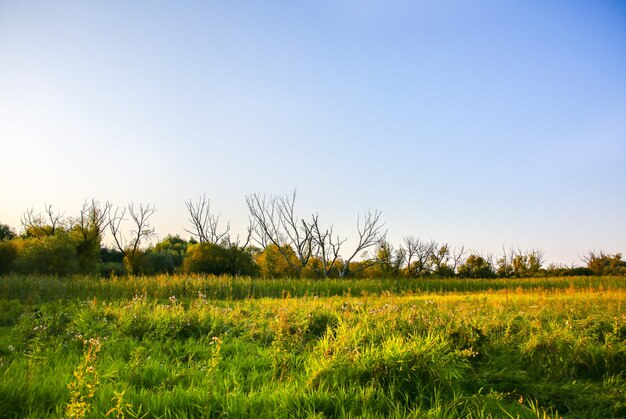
[{"left": 0, "top": 275, "right": 624, "bottom": 417}]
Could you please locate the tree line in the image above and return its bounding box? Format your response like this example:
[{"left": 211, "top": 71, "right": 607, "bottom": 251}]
[{"left": 0, "top": 193, "right": 624, "bottom": 278}]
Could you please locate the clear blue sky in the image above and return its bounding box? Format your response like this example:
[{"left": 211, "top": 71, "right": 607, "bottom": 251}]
[{"left": 1, "top": 1, "right": 625, "bottom": 265}]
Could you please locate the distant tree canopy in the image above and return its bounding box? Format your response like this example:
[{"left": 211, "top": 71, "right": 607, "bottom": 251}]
[
  {"left": 0, "top": 194, "right": 623, "bottom": 278},
  {"left": 0, "top": 223, "right": 16, "bottom": 241}
]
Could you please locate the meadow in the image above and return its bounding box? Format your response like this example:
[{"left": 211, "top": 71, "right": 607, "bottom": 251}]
[{"left": 0, "top": 275, "right": 625, "bottom": 418}]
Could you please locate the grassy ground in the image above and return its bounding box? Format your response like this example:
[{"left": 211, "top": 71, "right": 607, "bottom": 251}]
[{"left": 0, "top": 275, "right": 625, "bottom": 418}]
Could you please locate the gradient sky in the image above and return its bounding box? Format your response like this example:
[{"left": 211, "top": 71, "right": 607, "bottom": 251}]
[{"left": 1, "top": 1, "right": 625, "bottom": 265}]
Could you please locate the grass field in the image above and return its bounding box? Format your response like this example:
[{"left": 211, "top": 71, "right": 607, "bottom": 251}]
[{"left": 0, "top": 275, "right": 625, "bottom": 418}]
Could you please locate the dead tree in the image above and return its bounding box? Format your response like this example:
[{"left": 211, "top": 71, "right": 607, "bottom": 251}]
[
  {"left": 246, "top": 193, "right": 280, "bottom": 249},
  {"left": 402, "top": 236, "right": 436, "bottom": 277},
  {"left": 309, "top": 214, "right": 345, "bottom": 278},
  {"left": 246, "top": 190, "right": 313, "bottom": 275},
  {"left": 450, "top": 245, "right": 468, "bottom": 274},
  {"left": 184, "top": 194, "right": 230, "bottom": 244},
  {"left": 276, "top": 191, "right": 314, "bottom": 270},
  {"left": 21, "top": 204, "right": 65, "bottom": 237},
  {"left": 109, "top": 203, "right": 156, "bottom": 274},
  {"left": 339, "top": 210, "right": 387, "bottom": 278}
]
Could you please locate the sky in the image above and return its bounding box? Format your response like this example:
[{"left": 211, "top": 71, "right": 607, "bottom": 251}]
[{"left": 1, "top": 1, "right": 625, "bottom": 266}]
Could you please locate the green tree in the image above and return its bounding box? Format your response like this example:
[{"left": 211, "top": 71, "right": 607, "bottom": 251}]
[
  {"left": 0, "top": 223, "right": 16, "bottom": 241},
  {"left": 13, "top": 234, "right": 80, "bottom": 275},
  {"left": 510, "top": 249, "right": 544, "bottom": 277},
  {"left": 374, "top": 241, "right": 405, "bottom": 277},
  {"left": 0, "top": 240, "right": 18, "bottom": 274},
  {"left": 255, "top": 244, "right": 299, "bottom": 278},
  {"left": 430, "top": 244, "right": 455, "bottom": 278},
  {"left": 154, "top": 234, "right": 189, "bottom": 272},
  {"left": 183, "top": 243, "right": 230, "bottom": 275},
  {"left": 458, "top": 254, "right": 496, "bottom": 278},
  {"left": 70, "top": 200, "right": 112, "bottom": 274},
  {"left": 583, "top": 251, "right": 626, "bottom": 275}
]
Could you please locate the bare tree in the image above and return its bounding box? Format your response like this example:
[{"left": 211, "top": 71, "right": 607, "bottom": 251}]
[
  {"left": 246, "top": 190, "right": 313, "bottom": 275},
  {"left": 339, "top": 210, "right": 387, "bottom": 277},
  {"left": 309, "top": 214, "right": 345, "bottom": 278},
  {"left": 246, "top": 193, "right": 281, "bottom": 249},
  {"left": 184, "top": 194, "right": 230, "bottom": 244},
  {"left": 276, "top": 191, "right": 314, "bottom": 270},
  {"left": 402, "top": 236, "right": 436, "bottom": 277},
  {"left": 247, "top": 191, "right": 386, "bottom": 278},
  {"left": 108, "top": 203, "right": 156, "bottom": 273},
  {"left": 21, "top": 204, "right": 65, "bottom": 237},
  {"left": 450, "top": 244, "right": 468, "bottom": 274}
]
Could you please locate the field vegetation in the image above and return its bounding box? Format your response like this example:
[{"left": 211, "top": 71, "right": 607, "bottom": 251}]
[
  {"left": 0, "top": 274, "right": 625, "bottom": 418},
  {"left": 1, "top": 197, "right": 625, "bottom": 417}
]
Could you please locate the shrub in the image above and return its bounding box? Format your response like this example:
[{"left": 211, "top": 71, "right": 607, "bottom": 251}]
[
  {"left": 458, "top": 254, "right": 496, "bottom": 279},
  {"left": 98, "top": 262, "right": 126, "bottom": 277},
  {"left": 13, "top": 234, "right": 80, "bottom": 275},
  {"left": 183, "top": 243, "right": 230, "bottom": 275},
  {"left": 0, "top": 240, "right": 18, "bottom": 274}
]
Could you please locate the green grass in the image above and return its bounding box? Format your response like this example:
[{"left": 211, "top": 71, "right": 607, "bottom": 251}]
[
  {"left": 0, "top": 275, "right": 625, "bottom": 417},
  {"left": 1, "top": 274, "right": 625, "bottom": 303}
]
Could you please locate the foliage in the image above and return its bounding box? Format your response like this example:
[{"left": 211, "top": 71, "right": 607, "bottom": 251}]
[
  {"left": 458, "top": 254, "right": 496, "bottom": 278},
  {"left": 0, "top": 240, "right": 18, "bottom": 275},
  {"left": 98, "top": 262, "right": 126, "bottom": 278},
  {"left": 256, "top": 244, "right": 299, "bottom": 278},
  {"left": 153, "top": 235, "right": 189, "bottom": 270},
  {"left": 69, "top": 226, "right": 102, "bottom": 275},
  {"left": 12, "top": 234, "right": 80, "bottom": 275},
  {"left": 183, "top": 243, "right": 230, "bottom": 275},
  {"left": 100, "top": 247, "right": 124, "bottom": 264},
  {"left": 373, "top": 241, "right": 404, "bottom": 277},
  {"left": 65, "top": 338, "right": 101, "bottom": 418},
  {"left": 0, "top": 223, "right": 16, "bottom": 241},
  {"left": 584, "top": 251, "right": 626, "bottom": 276}
]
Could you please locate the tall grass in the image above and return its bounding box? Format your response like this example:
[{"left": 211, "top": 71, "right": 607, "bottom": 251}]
[
  {"left": 0, "top": 275, "right": 624, "bottom": 417},
  {"left": 1, "top": 273, "right": 624, "bottom": 303}
]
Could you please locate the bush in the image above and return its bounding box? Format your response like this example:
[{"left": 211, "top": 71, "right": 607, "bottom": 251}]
[
  {"left": 0, "top": 241, "right": 18, "bottom": 274},
  {"left": 13, "top": 234, "right": 80, "bottom": 275},
  {"left": 584, "top": 252, "right": 626, "bottom": 276},
  {"left": 183, "top": 243, "right": 230, "bottom": 275},
  {"left": 458, "top": 255, "right": 496, "bottom": 279},
  {"left": 141, "top": 251, "right": 175, "bottom": 275},
  {"left": 98, "top": 262, "right": 126, "bottom": 277}
]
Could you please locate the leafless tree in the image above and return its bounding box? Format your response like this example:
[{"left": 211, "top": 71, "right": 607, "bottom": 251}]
[
  {"left": 246, "top": 193, "right": 281, "bottom": 249},
  {"left": 21, "top": 204, "right": 65, "bottom": 237},
  {"left": 450, "top": 244, "right": 468, "bottom": 274},
  {"left": 247, "top": 191, "right": 386, "bottom": 278},
  {"left": 184, "top": 194, "right": 230, "bottom": 244},
  {"left": 108, "top": 203, "right": 156, "bottom": 257},
  {"left": 246, "top": 190, "right": 313, "bottom": 274},
  {"left": 309, "top": 213, "right": 345, "bottom": 278},
  {"left": 339, "top": 210, "right": 387, "bottom": 277},
  {"left": 402, "top": 236, "right": 436, "bottom": 277}
]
